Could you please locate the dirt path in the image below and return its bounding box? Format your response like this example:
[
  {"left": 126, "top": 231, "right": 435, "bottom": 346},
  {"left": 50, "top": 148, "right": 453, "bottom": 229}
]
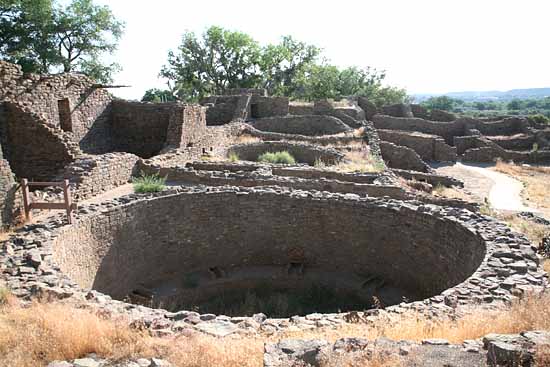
[{"left": 434, "top": 162, "right": 538, "bottom": 213}]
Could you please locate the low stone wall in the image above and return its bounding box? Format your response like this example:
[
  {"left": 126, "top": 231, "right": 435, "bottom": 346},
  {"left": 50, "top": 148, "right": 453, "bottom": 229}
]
[
  {"left": 251, "top": 115, "right": 351, "bottom": 136},
  {"left": 391, "top": 169, "right": 463, "bottom": 188},
  {"left": 372, "top": 115, "right": 464, "bottom": 145},
  {"left": 139, "top": 163, "right": 408, "bottom": 199},
  {"left": 487, "top": 134, "right": 536, "bottom": 151},
  {"left": 59, "top": 153, "right": 139, "bottom": 200},
  {"left": 227, "top": 141, "right": 346, "bottom": 166},
  {"left": 378, "top": 129, "right": 457, "bottom": 162},
  {"left": 379, "top": 141, "right": 432, "bottom": 173},
  {"left": 242, "top": 124, "right": 364, "bottom": 146},
  {"left": 271, "top": 167, "right": 383, "bottom": 184},
  {"left": 462, "top": 146, "right": 550, "bottom": 164}
]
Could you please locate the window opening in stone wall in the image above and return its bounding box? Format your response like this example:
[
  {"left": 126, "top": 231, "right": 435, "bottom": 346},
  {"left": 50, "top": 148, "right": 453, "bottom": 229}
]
[
  {"left": 250, "top": 103, "right": 260, "bottom": 118},
  {"left": 58, "top": 98, "right": 73, "bottom": 132}
]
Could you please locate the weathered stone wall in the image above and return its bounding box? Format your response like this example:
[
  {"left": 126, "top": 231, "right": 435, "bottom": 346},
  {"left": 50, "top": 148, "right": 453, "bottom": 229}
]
[
  {"left": 313, "top": 100, "right": 365, "bottom": 129},
  {"left": 382, "top": 104, "right": 413, "bottom": 118},
  {"left": 379, "top": 141, "right": 432, "bottom": 173},
  {"left": 356, "top": 97, "right": 378, "bottom": 120},
  {"left": 165, "top": 104, "right": 207, "bottom": 148},
  {"left": 372, "top": 115, "right": 465, "bottom": 145},
  {"left": 251, "top": 115, "right": 351, "bottom": 136},
  {"left": 288, "top": 102, "right": 314, "bottom": 116},
  {"left": 2, "top": 104, "right": 80, "bottom": 180},
  {"left": 378, "top": 129, "right": 457, "bottom": 162},
  {"left": 462, "top": 145, "right": 550, "bottom": 164},
  {"left": 200, "top": 95, "right": 250, "bottom": 125},
  {"left": 249, "top": 96, "right": 289, "bottom": 118},
  {"left": 429, "top": 109, "right": 456, "bottom": 122},
  {"left": 464, "top": 117, "right": 527, "bottom": 136},
  {"left": 51, "top": 190, "right": 485, "bottom": 302},
  {"left": 487, "top": 134, "right": 536, "bottom": 151},
  {"left": 227, "top": 141, "right": 346, "bottom": 165},
  {"left": 0, "top": 60, "right": 113, "bottom": 153},
  {"left": 0, "top": 149, "right": 20, "bottom": 228},
  {"left": 59, "top": 153, "right": 139, "bottom": 200},
  {"left": 109, "top": 100, "right": 174, "bottom": 158}
]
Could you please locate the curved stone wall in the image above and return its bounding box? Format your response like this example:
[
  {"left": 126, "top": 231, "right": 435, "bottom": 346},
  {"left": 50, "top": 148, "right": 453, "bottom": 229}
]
[
  {"left": 251, "top": 115, "right": 351, "bottom": 136},
  {"left": 52, "top": 190, "right": 483, "bottom": 310},
  {"left": 1, "top": 187, "right": 546, "bottom": 332},
  {"left": 227, "top": 141, "right": 346, "bottom": 165}
]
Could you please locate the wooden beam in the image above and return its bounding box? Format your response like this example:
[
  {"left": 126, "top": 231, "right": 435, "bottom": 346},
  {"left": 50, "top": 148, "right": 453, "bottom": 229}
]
[{"left": 91, "top": 84, "right": 131, "bottom": 89}]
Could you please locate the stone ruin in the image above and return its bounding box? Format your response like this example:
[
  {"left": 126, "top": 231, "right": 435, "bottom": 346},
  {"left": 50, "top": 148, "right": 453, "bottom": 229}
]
[{"left": 0, "top": 61, "right": 548, "bottom": 366}]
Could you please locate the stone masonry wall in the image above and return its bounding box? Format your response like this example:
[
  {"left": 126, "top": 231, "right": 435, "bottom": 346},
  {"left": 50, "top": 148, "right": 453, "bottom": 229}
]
[
  {"left": 378, "top": 129, "right": 457, "bottom": 162},
  {"left": 0, "top": 61, "right": 113, "bottom": 153},
  {"left": 251, "top": 115, "right": 351, "bottom": 136},
  {"left": 110, "top": 100, "right": 174, "bottom": 158},
  {"left": 228, "top": 141, "right": 346, "bottom": 166},
  {"left": 58, "top": 153, "right": 139, "bottom": 200},
  {"left": 2, "top": 104, "right": 80, "bottom": 180},
  {"left": 379, "top": 141, "right": 432, "bottom": 173},
  {"left": 51, "top": 190, "right": 485, "bottom": 301},
  {"left": 0, "top": 150, "right": 20, "bottom": 228},
  {"left": 165, "top": 104, "right": 207, "bottom": 148}
]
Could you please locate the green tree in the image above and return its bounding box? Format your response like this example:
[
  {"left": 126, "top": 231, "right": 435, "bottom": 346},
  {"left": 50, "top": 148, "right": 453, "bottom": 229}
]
[
  {"left": 421, "top": 96, "right": 459, "bottom": 111},
  {"left": 160, "top": 26, "right": 408, "bottom": 106},
  {"left": 293, "top": 64, "right": 408, "bottom": 106},
  {"left": 142, "top": 88, "right": 177, "bottom": 103},
  {"left": 0, "top": 0, "right": 124, "bottom": 83},
  {"left": 160, "top": 26, "right": 262, "bottom": 101},
  {"left": 259, "top": 36, "right": 320, "bottom": 96},
  {"left": 507, "top": 99, "right": 524, "bottom": 110}
]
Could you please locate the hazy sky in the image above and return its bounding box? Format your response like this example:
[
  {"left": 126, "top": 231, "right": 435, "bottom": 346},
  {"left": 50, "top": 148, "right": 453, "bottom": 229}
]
[{"left": 95, "top": 0, "right": 550, "bottom": 100}]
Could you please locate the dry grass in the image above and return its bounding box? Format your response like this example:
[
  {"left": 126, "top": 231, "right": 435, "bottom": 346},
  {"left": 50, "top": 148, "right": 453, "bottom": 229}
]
[
  {"left": 432, "top": 185, "right": 471, "bottom": 201},
  {"left": 235, "top": 134, "right": 261, "bottom": 144},
  {"left": 493, "top": 160, "right": 550, "bottom": 217},
  {"left": 0, "top": 297, "right": 263, "bottom": 367},
  {"left": 1, "top": 289, "right": 549, "bottom": 366},
  {"left": 543, "top": 259, "right": 550, "bottom": 274},
  {"left": 326, "top": 148, "right": 385, "bottom": 173},
  {"left": 497, "top": 213, "right": 549, "bottom": 245}
]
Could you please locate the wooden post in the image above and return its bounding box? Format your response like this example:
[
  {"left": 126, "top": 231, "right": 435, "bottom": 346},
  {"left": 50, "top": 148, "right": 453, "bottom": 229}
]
[
  {"left": 21, "top": 179, "right": 32, "bottom": 222},
  {"left": 62, "top": 179, "right": 73, "bottom": 224}
]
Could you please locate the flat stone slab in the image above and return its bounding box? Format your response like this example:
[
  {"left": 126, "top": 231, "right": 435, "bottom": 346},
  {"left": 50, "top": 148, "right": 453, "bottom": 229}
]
[{"left": 194, "top": 320, "right": 239, "bottom": 337}]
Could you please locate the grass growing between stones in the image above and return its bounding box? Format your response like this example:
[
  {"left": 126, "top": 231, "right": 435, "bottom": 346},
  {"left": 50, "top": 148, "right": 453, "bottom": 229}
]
[
  {"left": 132, "top": 173, "right": 167, "bottom": 193},
  {"left": 0, "top": 291, "right": 549, "bottom": 366},
  {"left": 257, "top": 151, "right": 296, "bottom": 165},
  {"left": 227, "top": 152, "right": 240, "bottom": 162}
]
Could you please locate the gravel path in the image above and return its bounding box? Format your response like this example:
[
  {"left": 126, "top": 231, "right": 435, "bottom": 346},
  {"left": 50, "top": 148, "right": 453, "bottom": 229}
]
[{"left": 434, "top": 162, "right": 538, "bottom": 213}]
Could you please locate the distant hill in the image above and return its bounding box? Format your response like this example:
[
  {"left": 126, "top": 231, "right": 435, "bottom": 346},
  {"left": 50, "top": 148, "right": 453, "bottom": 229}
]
[{"left": 414, "top": 88, "right": 550, "bottom": 102}]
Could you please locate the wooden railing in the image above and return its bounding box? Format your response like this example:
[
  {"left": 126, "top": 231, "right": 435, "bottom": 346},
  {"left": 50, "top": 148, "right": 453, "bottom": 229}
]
[{"left": 21, "top": 179, "right": 76, "bottom": 224}]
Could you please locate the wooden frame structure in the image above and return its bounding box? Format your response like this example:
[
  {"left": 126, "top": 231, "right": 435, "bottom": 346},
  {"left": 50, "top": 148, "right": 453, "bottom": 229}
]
[{"left": 21, "top": 179, "right": 76, "bottom": 224}]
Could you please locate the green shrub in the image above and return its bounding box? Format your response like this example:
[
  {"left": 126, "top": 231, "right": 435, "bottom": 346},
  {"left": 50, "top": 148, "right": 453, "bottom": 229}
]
[
  {"left": 228, "top": 152, "right": 240, "bottom": 162},
  {"left": 257, "top": 151, "right": 296, "bottom": 165},
  {"left": 528, "top": 114, "right": 550, "bottom": 125},
  {"left": 132, "top": 172, "right": 167, "bottom": 193}
]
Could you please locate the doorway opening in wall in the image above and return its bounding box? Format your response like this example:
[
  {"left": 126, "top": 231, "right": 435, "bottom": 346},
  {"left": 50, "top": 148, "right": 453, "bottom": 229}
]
[
  {"left": 58, "top": 98, "right": 73, "bottom": 132},
  {"left": 250, "top": 103, "right": 260, "bottom": 119}
]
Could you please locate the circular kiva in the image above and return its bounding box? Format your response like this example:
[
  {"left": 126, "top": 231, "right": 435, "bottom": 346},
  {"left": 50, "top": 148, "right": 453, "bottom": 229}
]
[{"left": 0, "top": 187, "right": 546, "bottom": 334}]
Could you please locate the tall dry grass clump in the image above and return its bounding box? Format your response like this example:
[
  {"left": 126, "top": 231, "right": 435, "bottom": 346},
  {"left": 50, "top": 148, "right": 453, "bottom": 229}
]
[{"left": 0, "top": 296, "right": 264, "bottom": 367}]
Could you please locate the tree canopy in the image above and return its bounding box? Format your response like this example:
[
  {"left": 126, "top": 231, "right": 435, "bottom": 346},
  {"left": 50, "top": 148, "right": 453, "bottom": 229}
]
[
  {"left": 159, "top": 26, "right": 408, "bottom": 106},
  {"left": 0, "top": 0, "right": 124, "bottom": 83}
]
